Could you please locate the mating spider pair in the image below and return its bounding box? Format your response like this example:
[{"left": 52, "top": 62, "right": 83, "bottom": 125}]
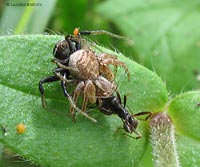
[{"left": 39, "top": 28, "right": 151, "bottom": 138}]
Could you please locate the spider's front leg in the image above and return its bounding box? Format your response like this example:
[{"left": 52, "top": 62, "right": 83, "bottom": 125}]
[
  {"left": 39, "top": 68, "right": 67, "bottom": 108},
  {"left": 52, "top": 58, "right": 80, "bottom": 74},
  {"left": 39, "top": 75, "right": 59, "bottom": 108}
]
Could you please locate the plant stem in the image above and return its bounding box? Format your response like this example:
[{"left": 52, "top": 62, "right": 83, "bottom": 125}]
[{"left": 149, "top": 112, "right": 180, "bottom": 167}]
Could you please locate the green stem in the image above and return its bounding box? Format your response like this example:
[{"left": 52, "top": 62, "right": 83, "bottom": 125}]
[
  {"left": 14, "top": 0, "right": 35, "bottom": 34},
  {"left": 149, "top": 112, "right": 180, "bottom": 167}
]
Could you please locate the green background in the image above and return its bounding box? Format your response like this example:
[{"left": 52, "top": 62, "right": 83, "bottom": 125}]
[{"left": 0, "top": 0, "right": 200, "bottom": 167}]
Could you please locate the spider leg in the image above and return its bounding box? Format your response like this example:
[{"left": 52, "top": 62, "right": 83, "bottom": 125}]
[
  {"left": 54, "top": 71, "right": 75, "bottom": 83},
  {"left": 70, "top": 81, "right": 84, "bottom": 119},
  {"left": 98, "top": 54, "right": 117, "bottom": 81},
  {"left": 52, "top": 59, "right": 80, "bottom": 74},
  {"left": 124, "top": 132, "right": 142, "bottom": 139},
  {"left": 79, "top": 30, "right": 129, "bottom": 40},
  {"left": 98, "top": 53, "right": 118, "bottom": 60},
  {"left": 99, "top": 64, "right": 115, "bottom": 81},
  {"left": 115, "top": 126, "right": 141, "bottom": 139},
  {"left": 131, "top": 111, "right": 152, "bottom": 121},
  {"left": 39, "top": 67, "right": 69, "bottom": 108},
  {"left": 61, "top": 75, "right": 97, "bottom": 123},
  {"left": 99, "top": 107, "right": 113, "bottom": 115},
  {"left": 116, "top": 91, "right": 122, "bottom": 104},
  {"left": 82, "top": 80, "right": 96, "bottom": 112},
  {"left": 99, "top": 54, "right": 130, "bottom": 81},
  {"left": 39, "top": 75, "right": 59, "bottom": 108}
]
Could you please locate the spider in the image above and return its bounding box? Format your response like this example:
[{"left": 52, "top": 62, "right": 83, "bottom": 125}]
[
  {"left": 53, "top": 48, "right": 129, "bottom": 119},
  {"left": 39, "top": 28, "right": 129, "bottom": 122},
  {"left": 98, "top": 92, "right": 152, "bottom": 139}
]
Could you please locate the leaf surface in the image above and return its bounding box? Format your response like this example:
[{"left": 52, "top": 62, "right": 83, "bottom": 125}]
[
  {"left": 96, "top": 0, "right": 200, "bottom": 94},
  {"left": 0, "top": 35, "right": 167, "bottom": 167}
]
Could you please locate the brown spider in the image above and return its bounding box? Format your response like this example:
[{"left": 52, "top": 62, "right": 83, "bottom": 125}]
[{"left": 52, "top": 48, "right": 129, "bottom": 118}]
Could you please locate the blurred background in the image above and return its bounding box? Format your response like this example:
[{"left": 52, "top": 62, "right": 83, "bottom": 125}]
[
  {"left": 0, "top": 0, "right": 128, "bottom": 52},
  {"left": 0, "top": 0, "right": 200, "bottom": 166}
]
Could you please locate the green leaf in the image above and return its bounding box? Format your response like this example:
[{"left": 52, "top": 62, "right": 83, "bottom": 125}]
[
  {"left": 0, "top": 35, "right": 167, "bottom": 167},
  {"left": 176, "top": 134, "right": 200, "bottom": 167},
  {"left": 139, "top": 144, "right": 153, "bottom": 167},
  {"left": 0, "top": 143, "right": 3, "bottom": 160},
  {"left": 167, "top": 91, "right": 200, "bottom": 167},
  {"left": 0, "top": 0, "right": 57, "bottom": 34},
  {"left": 96, "top": 0, "right": 200, "bottom": 94},
  {"left": 168, "top": 91, "right": 200, "bottom": 140}
]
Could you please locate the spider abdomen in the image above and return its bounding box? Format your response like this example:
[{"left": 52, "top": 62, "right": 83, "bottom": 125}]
[{"left": 69, "top": 49, "right": 100, "bottom": 80}]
